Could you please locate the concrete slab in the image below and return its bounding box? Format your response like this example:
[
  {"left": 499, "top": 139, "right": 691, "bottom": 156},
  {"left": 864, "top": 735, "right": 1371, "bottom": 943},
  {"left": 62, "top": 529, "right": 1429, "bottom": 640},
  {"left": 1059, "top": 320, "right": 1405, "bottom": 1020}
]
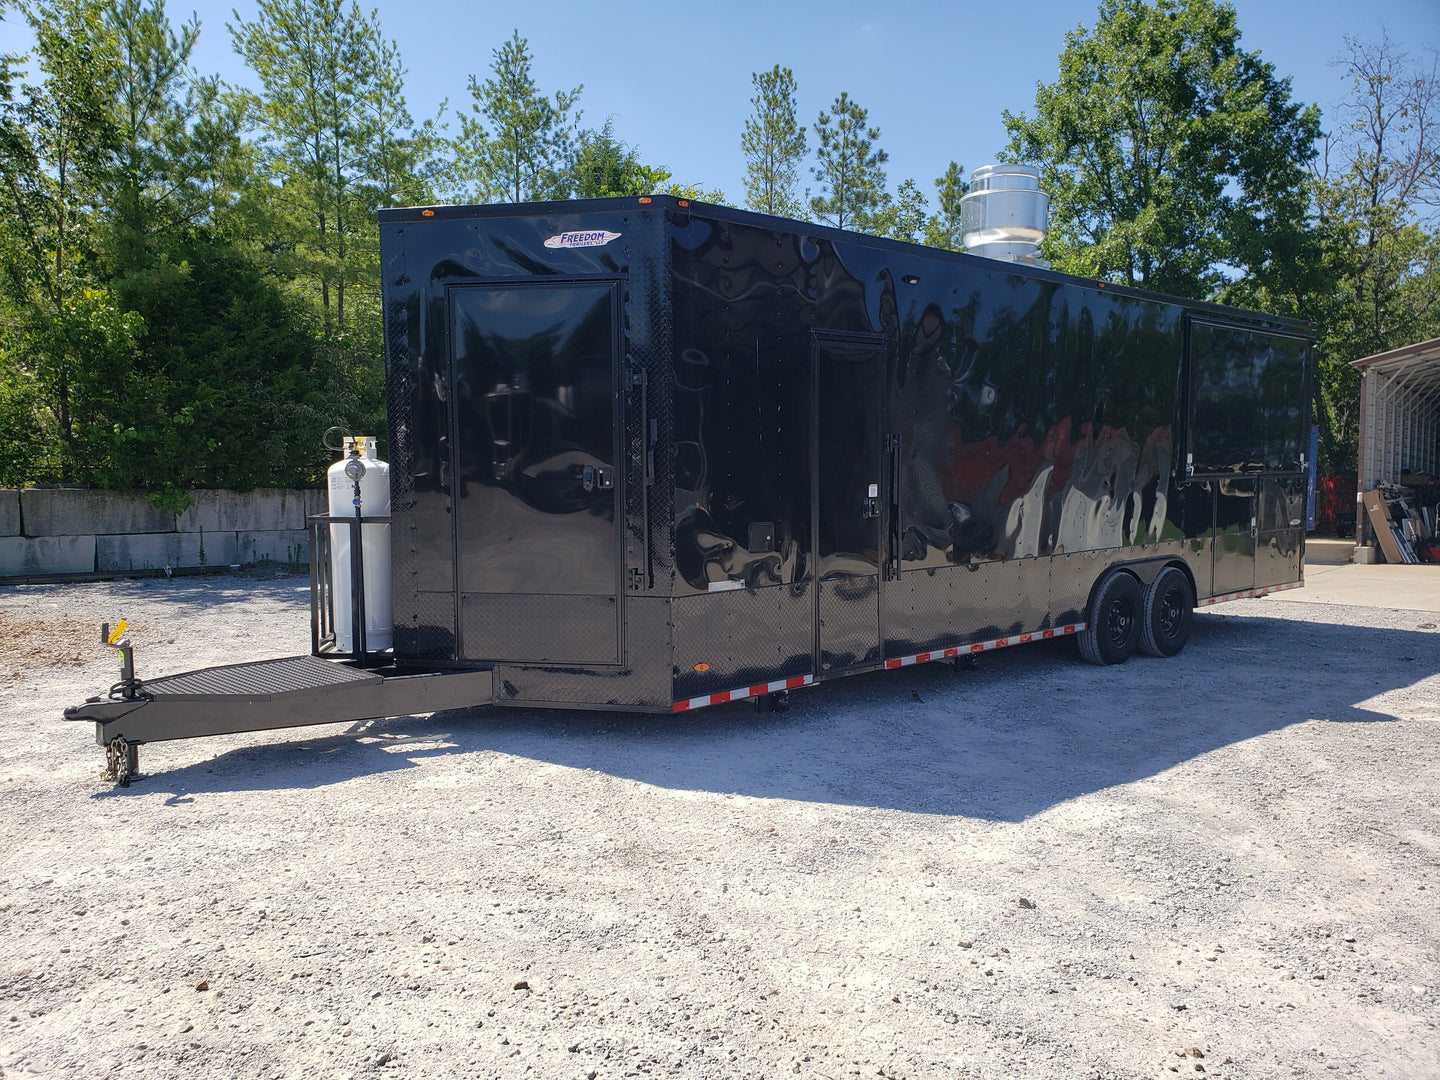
[
  {"left": 0, "top": 535, "right": 96, "bottom": 576},
  {"left": 1304, "top": 537, "right": 1355, "bottom": 566},
  {"left": 21, "top": 489, "right": 173, "bottom": 537},
  {"left": 97, "top": 531, "right": 240, "bottom": 573},
  {"left": 0, "top": 489, "right": 19, "bottom": 537},
  {"left": 177, "top": 489, "right": 310, "bottom": 533},
  {"left": 237, "top": 529, "right": 309, "bottom": 568},
  {"left": 1274, "top": 562, "right": 1440, "bottom": 613}
]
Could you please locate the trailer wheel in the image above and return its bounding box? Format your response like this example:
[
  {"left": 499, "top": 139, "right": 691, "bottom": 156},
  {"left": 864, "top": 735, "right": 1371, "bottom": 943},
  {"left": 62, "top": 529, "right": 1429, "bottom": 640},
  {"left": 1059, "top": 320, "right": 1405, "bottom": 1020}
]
[
  {"left": 1078, "top": 572, "right": 1143, "bottom": 666},
  {"left": 1138, "top": 566, "right": 1193, "bottom": 658}
]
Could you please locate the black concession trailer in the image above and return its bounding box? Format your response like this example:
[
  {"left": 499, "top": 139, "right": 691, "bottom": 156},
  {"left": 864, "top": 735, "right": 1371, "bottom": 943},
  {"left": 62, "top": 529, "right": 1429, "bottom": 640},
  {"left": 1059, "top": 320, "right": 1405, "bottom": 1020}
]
[{"left": 65, "top": 195, "right": 1311, "bottom": 783}]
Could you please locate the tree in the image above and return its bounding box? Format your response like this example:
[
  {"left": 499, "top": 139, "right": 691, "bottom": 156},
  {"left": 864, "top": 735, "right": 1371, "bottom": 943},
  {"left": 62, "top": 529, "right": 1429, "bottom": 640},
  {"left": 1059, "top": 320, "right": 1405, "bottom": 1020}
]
[
  {"left": 1003, "top": 0, "right": 1320, "bottom": 298},
  {"left": 1322, "top": 34, "right": 1440, "bottom": 358},
  {"left": 923, "top": 161, "right": 968, "bottom": 251},
  {"left": 99, "top": 0, "right": 243, "bottom": 278},
  {"left": 357, "top": 32, "right": 447, "bottom": 212},
  {"left": 741, "top": 64, "right": 805, "bottom": 217},
  {"left": 457, "top": 29, "right": 580, "bottom": 203},
  {"left": 1310, "top": 36, "right": 1438, "bottom": 473},
  {"left": 569, "top": 119, "right": 669, "bottom": 198},
  {"left": 809, "top": 91, "right": 888, "bottom": 232},
  {"left": 868, "top": 177, "right": 927, "bottom": 243},
  {"left": 230, "top": 0, "right": 412, "bottom": 329},
  {"left": 0, "top": 0, "right": 123, "bottom": 477}
]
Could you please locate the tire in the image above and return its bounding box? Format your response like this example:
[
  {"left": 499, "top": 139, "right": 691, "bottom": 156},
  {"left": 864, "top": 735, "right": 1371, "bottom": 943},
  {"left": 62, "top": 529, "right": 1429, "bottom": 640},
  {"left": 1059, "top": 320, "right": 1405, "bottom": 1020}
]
[
  {"left": 1077, "top": 571, "right": 1144, "bottom": 666},
  {"left": 1138, "top": 566, "right": 1194, "bottom": 658}
]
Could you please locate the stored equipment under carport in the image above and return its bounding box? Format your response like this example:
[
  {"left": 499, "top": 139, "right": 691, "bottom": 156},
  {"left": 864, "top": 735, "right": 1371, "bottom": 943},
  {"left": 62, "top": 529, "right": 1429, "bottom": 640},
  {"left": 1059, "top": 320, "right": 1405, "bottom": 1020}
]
[{"left": 64, "top": 194, "right": 1311, "bottom": 784}]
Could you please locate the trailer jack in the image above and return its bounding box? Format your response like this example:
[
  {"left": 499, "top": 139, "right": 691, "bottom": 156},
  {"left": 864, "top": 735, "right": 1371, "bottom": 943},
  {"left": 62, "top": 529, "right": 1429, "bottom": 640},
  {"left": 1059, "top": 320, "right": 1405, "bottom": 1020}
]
[{"left": 103, "top": 736, "right": 140, "bottom": 787}]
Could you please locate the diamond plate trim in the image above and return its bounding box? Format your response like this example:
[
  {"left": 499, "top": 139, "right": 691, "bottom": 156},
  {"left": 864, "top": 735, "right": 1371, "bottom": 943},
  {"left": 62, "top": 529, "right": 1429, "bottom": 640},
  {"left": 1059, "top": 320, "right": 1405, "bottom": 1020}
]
[{"left": 144, "top": 656, "right": 378, "bottom": 698}]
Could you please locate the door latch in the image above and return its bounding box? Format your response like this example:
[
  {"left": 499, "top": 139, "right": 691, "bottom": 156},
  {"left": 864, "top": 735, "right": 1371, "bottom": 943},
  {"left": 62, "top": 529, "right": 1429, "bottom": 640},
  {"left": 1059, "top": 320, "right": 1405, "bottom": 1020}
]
[
  {"left": 862, "top": 482, "right": 880, "bottom": 519},
  {"left": 581, "top": 464, "right": 614, "bottom": 492}
]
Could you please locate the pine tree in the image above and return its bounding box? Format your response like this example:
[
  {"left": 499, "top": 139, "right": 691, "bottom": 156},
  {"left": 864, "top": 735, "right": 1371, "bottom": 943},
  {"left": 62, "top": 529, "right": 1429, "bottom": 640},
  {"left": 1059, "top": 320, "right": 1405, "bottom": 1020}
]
[
  {"left": 924, "top": 162, "right": 968, "bottom": 251},
  {"left": 809, "top": 91, "right": 887, "bottom": 232},
  {"left": 740, "top": 65, "right": 805, "bottom": 217},
  {"left": 458, "top": 30, "right": 580, "bottom": 203}
]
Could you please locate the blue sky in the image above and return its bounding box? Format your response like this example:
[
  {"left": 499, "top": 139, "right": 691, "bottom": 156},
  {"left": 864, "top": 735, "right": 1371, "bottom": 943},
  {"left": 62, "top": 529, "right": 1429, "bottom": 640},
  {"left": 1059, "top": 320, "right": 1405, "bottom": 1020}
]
[{"left": 3, "top": 0, "right": 1437, "bottom": 208}]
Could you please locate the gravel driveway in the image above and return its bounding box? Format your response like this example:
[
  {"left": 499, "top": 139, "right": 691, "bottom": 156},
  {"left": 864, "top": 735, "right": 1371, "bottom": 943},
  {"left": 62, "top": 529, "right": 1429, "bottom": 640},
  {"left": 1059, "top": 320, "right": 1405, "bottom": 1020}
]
[{"left": 1, "top": 572, "right": 1437, "bottom": 1080}]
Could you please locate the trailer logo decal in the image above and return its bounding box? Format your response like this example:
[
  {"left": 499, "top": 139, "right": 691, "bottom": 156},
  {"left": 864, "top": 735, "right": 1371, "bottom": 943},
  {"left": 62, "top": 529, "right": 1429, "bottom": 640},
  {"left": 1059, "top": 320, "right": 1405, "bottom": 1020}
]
[{"left": 544, "top": 230, "right": 622, "bottom": 249}]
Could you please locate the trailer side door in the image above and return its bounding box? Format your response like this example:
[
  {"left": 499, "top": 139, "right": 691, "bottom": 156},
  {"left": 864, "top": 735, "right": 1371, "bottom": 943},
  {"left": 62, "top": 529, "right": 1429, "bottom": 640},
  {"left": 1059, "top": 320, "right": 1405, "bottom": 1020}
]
[
  {"left": 1187, "top": 319, "right": 1310, "bottom": 596},
  {"left": 814, "top": 332, "right": 886, "bottom": 674},
  {"left": 448, "top": 280, "right": 623, "bottom": 664}
]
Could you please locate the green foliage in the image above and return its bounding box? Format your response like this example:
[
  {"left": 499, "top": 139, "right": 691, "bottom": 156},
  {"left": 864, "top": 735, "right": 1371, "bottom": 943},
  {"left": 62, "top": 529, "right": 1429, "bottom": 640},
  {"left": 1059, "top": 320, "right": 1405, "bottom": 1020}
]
[
  {"left": 809, "top": 91, "right": 888, "bottom": 232},
  {"left": 0, "top": 0, "right": 377, "bottom": 500},
  {"left": 1220, "top": 34, "right": 1440, "bottom": 475},
  {"left": 457, "top": 29, "right": 580, "bottom": 203},
  {"left": 99, "top": 0, "right": 243, "bottom": 278},
  {"left": 1003, "top": 0, "right": 1320, "bottom": 298},
  {"left": 923, "top": 162, "right": 968, "bottom": 251},
  {"left": 229, "top": 0, "right": 425, "bottom": 330},
  {"left": 569, "top": 120, "right": 670, "bottom": 198},
  {"left": 868, "top": 177, "right": 928, "bottom": 244},
  {"left": 741, "top": 64, "right": 805, "bottom": 218}
]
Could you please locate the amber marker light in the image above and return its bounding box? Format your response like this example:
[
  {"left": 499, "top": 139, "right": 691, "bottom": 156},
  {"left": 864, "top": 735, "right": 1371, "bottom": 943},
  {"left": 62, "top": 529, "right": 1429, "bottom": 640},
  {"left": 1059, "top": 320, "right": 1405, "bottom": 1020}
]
[
  {"left": 421, "top": 209, "right": 435, "bottom": 217},
  {"left": 638, "top": 196, "right": 653, "bottom": 204},
  {"left": 677, "top": 199, "right": 689, "bottom": 208},
  {"left": 693, "top": 663, "right": 710, "bottom": 673}
]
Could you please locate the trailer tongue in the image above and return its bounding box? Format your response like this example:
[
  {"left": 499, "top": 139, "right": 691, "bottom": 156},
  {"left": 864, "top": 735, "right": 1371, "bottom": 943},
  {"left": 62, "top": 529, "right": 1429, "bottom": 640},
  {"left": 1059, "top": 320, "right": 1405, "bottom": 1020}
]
[{"left": 64, "top": 649, "right": 492, "bottom": 786}]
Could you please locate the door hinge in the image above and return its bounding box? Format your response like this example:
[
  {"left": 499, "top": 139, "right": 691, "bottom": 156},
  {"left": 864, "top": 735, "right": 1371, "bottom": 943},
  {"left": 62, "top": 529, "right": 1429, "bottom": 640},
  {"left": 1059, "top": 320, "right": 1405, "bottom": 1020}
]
[
  {"left": 627, "top": 566, "right": 645, "bottom": 591},
  {"left": 883, "top": 433, "right": 901, "bottom": 452},
  {"left": 625, "top": 368, "right": 647, "bottom": 391}
]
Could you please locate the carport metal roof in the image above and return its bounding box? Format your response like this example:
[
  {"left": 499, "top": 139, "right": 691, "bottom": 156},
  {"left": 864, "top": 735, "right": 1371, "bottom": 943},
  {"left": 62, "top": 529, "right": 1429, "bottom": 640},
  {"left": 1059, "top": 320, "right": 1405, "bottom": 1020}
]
[{"left": 1352, "top": 337, "right": 1440, "bottom": 495}]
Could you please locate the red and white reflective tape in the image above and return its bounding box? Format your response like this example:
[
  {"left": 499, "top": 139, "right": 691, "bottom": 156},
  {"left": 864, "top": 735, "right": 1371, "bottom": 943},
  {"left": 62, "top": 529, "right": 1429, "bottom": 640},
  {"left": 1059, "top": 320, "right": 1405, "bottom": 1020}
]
[
  {"left": 673, "top": 674, "right": 815, "bottom": 714},
  {"left": 1198, "top": 580, "right": 1303, "bottom": 607},
  {"left": 884, "top": 622, "right": 1088, "bottom": 670}
]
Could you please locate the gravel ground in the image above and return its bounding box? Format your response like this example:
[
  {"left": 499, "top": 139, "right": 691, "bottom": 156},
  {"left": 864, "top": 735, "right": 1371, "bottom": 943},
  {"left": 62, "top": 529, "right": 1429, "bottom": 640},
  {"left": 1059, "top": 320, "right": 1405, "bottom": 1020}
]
[{"left": 0, "top": 572, "right": 1437, "bottom": 1080}]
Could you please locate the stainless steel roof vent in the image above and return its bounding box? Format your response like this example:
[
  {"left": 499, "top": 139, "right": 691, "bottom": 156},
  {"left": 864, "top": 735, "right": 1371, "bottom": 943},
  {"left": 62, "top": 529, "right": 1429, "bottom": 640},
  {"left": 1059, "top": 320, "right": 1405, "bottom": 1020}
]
[{"left": 960, "top": 164, "right": 1049, "bottom": 268}]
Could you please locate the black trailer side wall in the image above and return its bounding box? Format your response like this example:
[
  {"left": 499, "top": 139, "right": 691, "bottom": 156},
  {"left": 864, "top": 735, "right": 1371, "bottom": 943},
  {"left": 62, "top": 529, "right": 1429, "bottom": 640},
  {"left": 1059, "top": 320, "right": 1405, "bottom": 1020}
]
[
  {"left": 664, "top": 203, "right": 1307, "bottom": 703},
  {"left": 380, "top": 197, "right": 1310, "bottom": 713}
]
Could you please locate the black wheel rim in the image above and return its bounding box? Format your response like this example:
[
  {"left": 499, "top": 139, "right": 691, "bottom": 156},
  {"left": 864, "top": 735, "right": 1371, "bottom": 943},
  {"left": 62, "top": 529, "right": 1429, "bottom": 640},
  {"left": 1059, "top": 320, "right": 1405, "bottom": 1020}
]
[
  {"left": 1106, "top": 597, "right": 1133, "bottom": 647},
  {"left": 1158, "top": 586, "right": 1184, "bottom": 638}
]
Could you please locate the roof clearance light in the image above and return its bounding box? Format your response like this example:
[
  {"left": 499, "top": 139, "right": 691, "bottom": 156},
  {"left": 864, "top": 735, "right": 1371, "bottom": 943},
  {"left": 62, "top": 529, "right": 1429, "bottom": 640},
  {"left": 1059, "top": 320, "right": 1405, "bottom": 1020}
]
[
  {"left": 638, "top": 196, "right": 653, "bottom": 204},
  {"left": 693, "top": 663, "right": 709, "bottom": 673},
  {"left": 677, "top": 199, "right": 690, "bottom": 208},
  {"left": 421, "top": 209, "right": 435, "bottom": 217}
]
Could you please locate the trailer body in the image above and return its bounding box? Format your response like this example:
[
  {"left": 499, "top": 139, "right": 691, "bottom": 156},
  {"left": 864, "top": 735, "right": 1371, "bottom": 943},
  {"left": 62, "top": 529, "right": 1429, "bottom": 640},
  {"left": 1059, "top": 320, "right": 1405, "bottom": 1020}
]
[
  {"left": 379, "top": 196, "right": 1310, "bottom": 713},
  {"left": 64, "top": 195, "right": 1311, "bottom": 777}
]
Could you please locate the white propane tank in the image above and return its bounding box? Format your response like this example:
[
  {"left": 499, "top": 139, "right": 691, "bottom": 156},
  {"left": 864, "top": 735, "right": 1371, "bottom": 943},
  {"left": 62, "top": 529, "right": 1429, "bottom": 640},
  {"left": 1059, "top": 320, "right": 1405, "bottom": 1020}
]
[{"left": 327, "top": 435, "right": 392, "bottom": 652}]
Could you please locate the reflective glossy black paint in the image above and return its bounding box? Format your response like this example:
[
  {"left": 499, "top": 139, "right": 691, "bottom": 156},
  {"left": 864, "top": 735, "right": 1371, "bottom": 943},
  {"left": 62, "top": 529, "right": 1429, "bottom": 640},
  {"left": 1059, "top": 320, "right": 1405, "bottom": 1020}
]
[{"left": 379, "top": 196, "right": 1311, "bottom": 712}]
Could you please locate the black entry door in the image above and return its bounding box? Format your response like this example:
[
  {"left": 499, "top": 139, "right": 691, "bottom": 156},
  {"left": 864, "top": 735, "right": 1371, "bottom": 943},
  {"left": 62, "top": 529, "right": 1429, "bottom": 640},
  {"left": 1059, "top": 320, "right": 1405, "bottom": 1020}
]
[
  {"left": 449, "top": 281, "right": 621, "bottom": 663},
  {"left": 814, "top": 333, "right": 885, "bottom": 674}
]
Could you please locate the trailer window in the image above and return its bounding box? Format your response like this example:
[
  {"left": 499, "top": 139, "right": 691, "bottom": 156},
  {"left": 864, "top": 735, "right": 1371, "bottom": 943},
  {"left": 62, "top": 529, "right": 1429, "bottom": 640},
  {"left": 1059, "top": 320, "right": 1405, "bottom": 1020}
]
[{"left": 1189, "top": 322, "right": 1306, "bottom": 473}]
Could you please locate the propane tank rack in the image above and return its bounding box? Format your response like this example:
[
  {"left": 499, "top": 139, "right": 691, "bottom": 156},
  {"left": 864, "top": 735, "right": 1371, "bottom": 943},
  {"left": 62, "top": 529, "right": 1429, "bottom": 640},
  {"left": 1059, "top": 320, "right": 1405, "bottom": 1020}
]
[{"left": 307, "top": 511, "right": 391, "bottom": 664}]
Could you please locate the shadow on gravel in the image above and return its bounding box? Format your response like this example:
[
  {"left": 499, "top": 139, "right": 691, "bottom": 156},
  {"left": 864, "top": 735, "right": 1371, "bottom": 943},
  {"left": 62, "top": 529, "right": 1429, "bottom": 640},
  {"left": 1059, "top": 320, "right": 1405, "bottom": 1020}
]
[{"left": 95, "top": 610, "right": 1438, "bottom": 821}]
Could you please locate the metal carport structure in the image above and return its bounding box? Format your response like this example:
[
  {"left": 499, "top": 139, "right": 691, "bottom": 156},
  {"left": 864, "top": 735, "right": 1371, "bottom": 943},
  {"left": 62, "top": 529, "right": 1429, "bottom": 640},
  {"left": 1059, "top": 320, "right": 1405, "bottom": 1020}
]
[{"left": 1353, "top": 338, "right": 1440, "bottom": 541}]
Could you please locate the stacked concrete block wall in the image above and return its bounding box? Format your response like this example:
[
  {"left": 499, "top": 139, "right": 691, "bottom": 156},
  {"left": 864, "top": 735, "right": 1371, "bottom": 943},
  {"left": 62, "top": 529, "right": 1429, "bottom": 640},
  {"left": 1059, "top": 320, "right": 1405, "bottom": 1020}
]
[{"left": 0, "top": 488, "right": 324, "bottom": 579}]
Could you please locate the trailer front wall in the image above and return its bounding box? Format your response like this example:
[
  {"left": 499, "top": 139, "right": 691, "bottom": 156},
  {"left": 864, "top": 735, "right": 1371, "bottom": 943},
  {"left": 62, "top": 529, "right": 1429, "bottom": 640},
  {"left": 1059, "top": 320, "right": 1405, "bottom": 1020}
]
[{"left": 381, "top": 204, "right": 677, "bottom": 708}]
